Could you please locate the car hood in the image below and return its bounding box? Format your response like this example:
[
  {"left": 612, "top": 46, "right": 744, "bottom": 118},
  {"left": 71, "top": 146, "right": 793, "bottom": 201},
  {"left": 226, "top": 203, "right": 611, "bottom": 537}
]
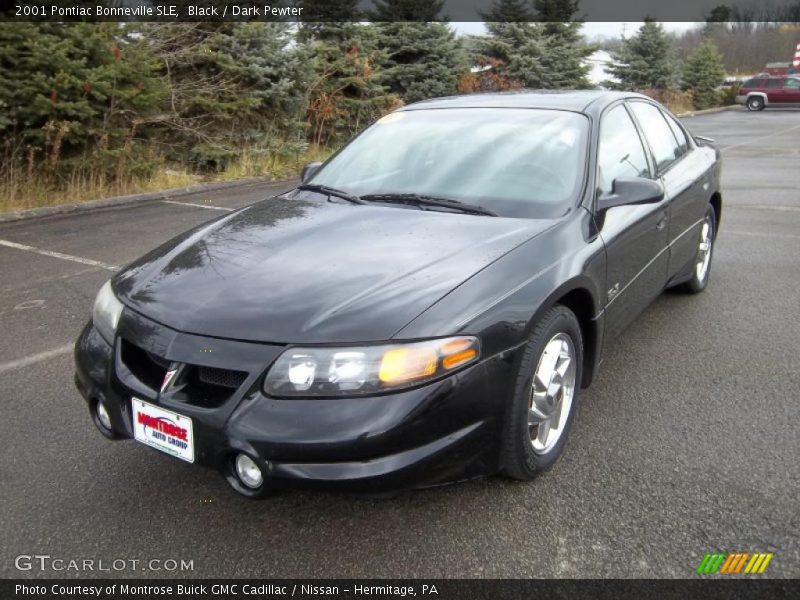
[{"left": 114, "top": 197, "right": 554, "bottom": 343}]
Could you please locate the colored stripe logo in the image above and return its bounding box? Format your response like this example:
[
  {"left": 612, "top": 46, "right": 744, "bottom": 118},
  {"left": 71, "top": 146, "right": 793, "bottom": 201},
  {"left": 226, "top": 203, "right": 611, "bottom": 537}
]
[{"left": 696, "top": 552, "right": 773, "bottom": 574}]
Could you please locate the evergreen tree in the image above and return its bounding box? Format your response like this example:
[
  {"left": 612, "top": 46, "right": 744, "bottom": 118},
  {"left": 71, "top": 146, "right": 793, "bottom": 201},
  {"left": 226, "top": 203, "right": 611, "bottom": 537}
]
[
  {"left": 474, "top": 21, "right": 542, "bottom": 90},
  {"left": 297, "top": 0, "right": 362, "bottom": 43},
  {"left": 682, "top": 40, "right": 726, "bottom": 109},
  {"left": 476, "top": 0, "right": 593, "bottom": 90},
  {"left": 215, "top": 24, "right": 310, "bottom": 131},
  {"left": 369, "top": 0, "right": 447, "bottom": 21},
  {"left": 480, "top": 0, "right": 536, "bottom": 22},
  {"left": 606, "top": 19, "right": 679, "bottom": 90},
  {"left": 0, "top": 23, "right": 165, "bottom": 176},
  {"left": 369, "top": 1, "right": 464, "bottom": 104},
  {"left": 534, "top": 0, "right": 581, "bottom": 21},
  {"left": 533, "top": 0, "right": 593, "bottom": 89},
  {"left": 298, "top": 10, "right": 397, "bottom": 146}
]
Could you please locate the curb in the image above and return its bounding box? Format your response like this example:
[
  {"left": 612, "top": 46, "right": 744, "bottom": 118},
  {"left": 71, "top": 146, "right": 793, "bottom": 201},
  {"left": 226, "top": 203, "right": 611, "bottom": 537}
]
[
  {"left": 677, "top": 105, "right": 740, "bottom": 118},
  {"left": 0, "top": 177, "right": 295, "bottom": 224}
]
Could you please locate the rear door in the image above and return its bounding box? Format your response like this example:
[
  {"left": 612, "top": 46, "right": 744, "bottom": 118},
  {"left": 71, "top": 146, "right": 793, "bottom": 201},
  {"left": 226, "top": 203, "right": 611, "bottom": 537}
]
[
  {"left": 596, "top": 102, "right": 669, "bottom": 341},
  {"left": 628, "top": 101, "right": 710, "bottom": 280}
]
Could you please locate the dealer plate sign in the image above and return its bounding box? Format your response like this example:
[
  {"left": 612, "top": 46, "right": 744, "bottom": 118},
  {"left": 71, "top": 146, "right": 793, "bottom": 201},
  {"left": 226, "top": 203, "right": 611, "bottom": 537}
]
[{"left": 131, "top": 398, "right": 194, "bottom": 463}]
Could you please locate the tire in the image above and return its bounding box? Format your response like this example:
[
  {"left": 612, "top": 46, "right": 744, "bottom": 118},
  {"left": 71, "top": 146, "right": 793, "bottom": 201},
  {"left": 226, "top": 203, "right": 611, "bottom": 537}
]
[
  {"left": 679, "top": 204, "right": 716, "bottom": 294},
  {"left": 746, "top": 96, "right": 765, "bottom": 111},
  {"left": 501, "top": 305, "right": 583, "bottom": 480}
]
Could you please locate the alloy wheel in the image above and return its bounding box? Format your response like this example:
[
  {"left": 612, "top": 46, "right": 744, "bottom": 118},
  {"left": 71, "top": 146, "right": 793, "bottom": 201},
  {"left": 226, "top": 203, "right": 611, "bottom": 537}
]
[
  {"left": 528, "top": 333, "right": 576, "bottom": 455},
  {"left": 696, "top": 217, "right": 713, "bottom": 283}
]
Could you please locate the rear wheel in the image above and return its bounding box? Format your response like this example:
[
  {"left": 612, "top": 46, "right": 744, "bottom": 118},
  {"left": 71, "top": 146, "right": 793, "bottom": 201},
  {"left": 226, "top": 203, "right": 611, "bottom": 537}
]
[
  {"left": 680, "top": 204, "right": 716, "bottom": 294},
  {"left": 501, "top": 305, "right": 583, "bottom": 480},
  {"left": 746, "top": 96, "right": 765, "bottom": 111}
]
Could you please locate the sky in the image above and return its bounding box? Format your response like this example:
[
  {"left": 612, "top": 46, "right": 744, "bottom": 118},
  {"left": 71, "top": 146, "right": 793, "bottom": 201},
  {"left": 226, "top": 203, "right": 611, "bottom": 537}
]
[{"left": 451, "top": 22, "right": 702, "bottom": 40}]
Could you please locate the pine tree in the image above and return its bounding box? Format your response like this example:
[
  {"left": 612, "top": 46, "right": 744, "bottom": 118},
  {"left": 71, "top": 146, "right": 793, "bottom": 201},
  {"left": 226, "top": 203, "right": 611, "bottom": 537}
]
[
  {"left": 533, "top": 0, "right": 593, "bottom": 88},
  {"left": 474, "top": 17, "right": 542, "bottom": 91},
  {"left": 0, "top": 23, "right": 165, "bottom": 177},
  {"left": 368, "top": 1, "right": 464, "bottom": 104},
  {"left": 480, "top": 0, "right": 536, "bottom": 22},
  {"left": 298, "top": 9, "right": 397, "bottom": 146},
  {"left": 369, "top": 0, "right": 447, "bottom": 21},
  {"left": 208, "top": 23, "right": 314, "bottom": 159},
  {"left": 606, "top": 19, "right": 679, "bottom": 90},
  {"left": 682, "top": 40, "right": 726, "bottom": 109}
]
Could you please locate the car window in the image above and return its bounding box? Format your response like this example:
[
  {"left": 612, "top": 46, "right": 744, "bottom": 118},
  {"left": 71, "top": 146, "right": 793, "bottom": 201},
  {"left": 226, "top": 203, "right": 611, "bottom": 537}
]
[
  {"left": 766, "top": 79, "right": 784, "bottom": 88},
  {"left": 629, "top": 102, "right": 684, "bottom": 174},
  {"left": 784, "top": 78, "right": 800, "bottom": 89},
  {"left": 596, "top": 104, "right": 651, "bottom": 195},
  {"left": 742, "top": 78, "right": 763, "bottom": 88},
  {"left": 311, "top": 108, "right": 589, "bottom": 219},
  {"left": 662, "top": 111, "right": 689, "bottom": 158}
]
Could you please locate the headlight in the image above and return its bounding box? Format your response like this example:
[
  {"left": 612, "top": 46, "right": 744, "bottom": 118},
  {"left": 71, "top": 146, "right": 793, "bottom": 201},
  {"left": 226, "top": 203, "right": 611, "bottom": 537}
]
[
  {"left": 92, "top": 280, "right": 124, "bottom": 344},
  {"left": 263, "top": 336, "right": 480, "bottom": 397}
]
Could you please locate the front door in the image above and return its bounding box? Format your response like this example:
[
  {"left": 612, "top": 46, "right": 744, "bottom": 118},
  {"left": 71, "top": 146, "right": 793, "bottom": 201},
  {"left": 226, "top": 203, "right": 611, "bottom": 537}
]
[
  {"left": 596, "top": 103, "right": 670, "bottom": 342},
  {"left": 782, "top": 77, "right": 800, "bottom": 103},
  {"left": 766, "top": 78, "right": 786, "bottom": 103}
]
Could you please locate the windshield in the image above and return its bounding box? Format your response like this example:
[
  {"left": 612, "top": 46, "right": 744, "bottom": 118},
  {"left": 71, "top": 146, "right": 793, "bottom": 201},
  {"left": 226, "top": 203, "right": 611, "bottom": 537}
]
[{"left": 309, "top": 108, "right": 589, "bottom": 219}]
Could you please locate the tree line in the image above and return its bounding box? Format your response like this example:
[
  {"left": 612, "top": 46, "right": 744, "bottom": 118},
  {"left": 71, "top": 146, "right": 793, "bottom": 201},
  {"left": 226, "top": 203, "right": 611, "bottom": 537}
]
[
  {"left": 0, "top": 0, "right": 597, "bottom": 208},
  {"left": 0, "top": 0, "right": 796, "bottom": 209}
]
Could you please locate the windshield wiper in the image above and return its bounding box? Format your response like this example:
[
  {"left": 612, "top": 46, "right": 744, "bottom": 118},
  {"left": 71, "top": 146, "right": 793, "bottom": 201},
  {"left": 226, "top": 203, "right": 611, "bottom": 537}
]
[
  {"left": 297, "top": 184, "right": 367, "bottom": 205},
  {"left": 359, "top": 193, "right": 498, "bottom": 217}
]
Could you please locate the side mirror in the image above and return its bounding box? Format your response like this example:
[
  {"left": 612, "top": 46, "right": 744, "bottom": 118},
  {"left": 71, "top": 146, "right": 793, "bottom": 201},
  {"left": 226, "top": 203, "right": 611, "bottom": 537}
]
[
  {"left": 596, "top": 177, "right": 664, "bottom": 212},
  {"left": 300, "top": 161, "right": 323, "bottom": 183}
]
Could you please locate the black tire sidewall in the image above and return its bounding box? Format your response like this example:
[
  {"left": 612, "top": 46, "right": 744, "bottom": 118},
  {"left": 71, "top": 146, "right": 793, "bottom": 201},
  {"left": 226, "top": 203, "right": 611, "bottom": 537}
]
[
  {"left": 503, "top": 306, "right": 583, "bottom": 478},
  {"left": 747, "top": 96, "right": 764, "bottom": 111}
]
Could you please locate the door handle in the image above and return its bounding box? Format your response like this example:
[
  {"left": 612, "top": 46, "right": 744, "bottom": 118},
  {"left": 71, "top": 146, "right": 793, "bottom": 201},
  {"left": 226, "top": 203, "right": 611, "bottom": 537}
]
[{"left": 656, "top": 214, "right": 668, "bottom": 231}]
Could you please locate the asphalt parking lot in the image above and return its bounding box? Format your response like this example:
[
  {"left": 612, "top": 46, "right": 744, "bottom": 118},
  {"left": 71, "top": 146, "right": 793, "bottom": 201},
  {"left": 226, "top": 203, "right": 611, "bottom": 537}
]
[{"left": 1, "top": 108, "right": 798, "bottom": 579}]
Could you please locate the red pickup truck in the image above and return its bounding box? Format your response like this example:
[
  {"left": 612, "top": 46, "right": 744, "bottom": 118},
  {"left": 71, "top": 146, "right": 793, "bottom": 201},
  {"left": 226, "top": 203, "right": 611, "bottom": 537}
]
[{"left": 736, "top": 76, "right": 800, "bottom": 110}]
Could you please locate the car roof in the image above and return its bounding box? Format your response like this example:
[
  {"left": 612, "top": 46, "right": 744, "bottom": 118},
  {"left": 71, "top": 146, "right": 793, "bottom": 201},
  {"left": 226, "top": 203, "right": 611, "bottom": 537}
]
[{"left": 400, "top": 90, "right": 652, "bottom": 115}]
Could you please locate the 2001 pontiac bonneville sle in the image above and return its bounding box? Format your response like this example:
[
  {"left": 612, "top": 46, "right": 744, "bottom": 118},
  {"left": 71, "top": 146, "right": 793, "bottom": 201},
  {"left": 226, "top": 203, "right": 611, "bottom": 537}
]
[{"left": 75, "top": 91, "right": 721, "bottom": 497}]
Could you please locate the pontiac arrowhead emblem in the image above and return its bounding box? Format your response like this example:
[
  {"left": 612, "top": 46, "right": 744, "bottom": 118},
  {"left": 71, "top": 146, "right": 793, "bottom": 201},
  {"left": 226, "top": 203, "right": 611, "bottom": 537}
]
[{"left": 161, "top": 363, "right": 180, "bottom": 393}]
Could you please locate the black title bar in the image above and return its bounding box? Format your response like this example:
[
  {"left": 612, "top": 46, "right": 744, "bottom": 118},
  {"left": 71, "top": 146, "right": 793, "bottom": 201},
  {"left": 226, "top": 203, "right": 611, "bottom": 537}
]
[
  {"left": 3, "top": 579, "right": 799, "bottom": 600},
  {"left": 4, "top": 0, "right": 800, "bottom": 23}
]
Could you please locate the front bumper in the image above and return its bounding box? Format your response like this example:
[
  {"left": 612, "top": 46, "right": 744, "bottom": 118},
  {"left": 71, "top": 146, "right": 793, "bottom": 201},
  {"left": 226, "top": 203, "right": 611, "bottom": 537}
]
[{"left": 74, "top": 311, "right": 517, "bottom": 495}]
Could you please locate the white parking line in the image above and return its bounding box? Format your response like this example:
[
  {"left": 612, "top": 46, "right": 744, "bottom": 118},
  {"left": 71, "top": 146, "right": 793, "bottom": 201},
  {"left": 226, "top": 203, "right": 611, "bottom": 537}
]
[
  {"left": 162, "top": 200, "right": 233, "bottom": 211},
  {"left": 732, "top": 204, "right": 800, "bottom": 213},
  {"left": 0, "top": 343, "right": 73, "bottom": 375},
  {"left": 720, "top": 123, "right": 800, "bottom": 153},
  {"left": 0, "top": 239, "right": 118, "bottom": 271},
  {"left": 726, "top": 229, "right": 800, "bottom": 241}
]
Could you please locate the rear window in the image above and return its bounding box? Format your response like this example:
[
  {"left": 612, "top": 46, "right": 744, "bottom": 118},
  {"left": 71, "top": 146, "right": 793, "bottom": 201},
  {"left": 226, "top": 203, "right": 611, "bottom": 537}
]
[
  {"left": 742, "top": 78, "right": 764, "bottom": 88},
  {"left": 765, "top": 79, "right": 784, "bottom": 88}
]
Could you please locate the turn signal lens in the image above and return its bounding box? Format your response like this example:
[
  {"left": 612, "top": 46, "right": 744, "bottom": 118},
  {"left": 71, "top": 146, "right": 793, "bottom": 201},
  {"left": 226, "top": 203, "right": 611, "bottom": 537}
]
[
  {"left": 442, "top": 347, "right": 478, "bottom": 370},
  {"left": 379, "top": 347, "right": 438, "bottom": 384}
]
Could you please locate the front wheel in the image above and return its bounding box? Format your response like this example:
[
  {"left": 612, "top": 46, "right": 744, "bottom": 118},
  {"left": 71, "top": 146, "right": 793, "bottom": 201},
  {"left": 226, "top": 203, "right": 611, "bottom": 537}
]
[
  {"left": 746, "top": 96, "right": 765, "bottom": 111},
  {"left": 680, "top": 204, "right": 716, "bottom": 294},
  {"left": 501, "top": 305, "right": 583, "bottom": 480}
]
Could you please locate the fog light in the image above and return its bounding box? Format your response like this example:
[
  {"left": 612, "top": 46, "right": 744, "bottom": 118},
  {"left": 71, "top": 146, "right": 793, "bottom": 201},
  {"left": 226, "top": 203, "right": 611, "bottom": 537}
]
[
  {"left": 235, "top": 454, "right": 263, "bottom": 489},
  {"left": 96, "top": 401, "right": 112, "bottom": 430}
]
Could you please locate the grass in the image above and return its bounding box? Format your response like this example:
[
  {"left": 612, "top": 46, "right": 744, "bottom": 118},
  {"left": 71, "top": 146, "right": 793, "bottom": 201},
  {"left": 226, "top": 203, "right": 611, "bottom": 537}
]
[{"left": 0, "top": 145, "right": 332, "bottom": 214}]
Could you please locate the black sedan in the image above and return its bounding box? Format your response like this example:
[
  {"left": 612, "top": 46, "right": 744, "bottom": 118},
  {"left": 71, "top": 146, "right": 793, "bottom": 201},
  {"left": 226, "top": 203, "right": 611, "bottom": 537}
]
[{"left": 75, "top": 91, "right": 721, "bottom": 497}]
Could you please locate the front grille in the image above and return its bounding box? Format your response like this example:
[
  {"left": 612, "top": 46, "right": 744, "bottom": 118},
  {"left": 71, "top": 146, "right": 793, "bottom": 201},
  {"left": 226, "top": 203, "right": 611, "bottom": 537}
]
[
  {"left": 119, "top": 339, "right": 249, "bottom": 408},
  {"left": 198, "top": 366, "right": 248, "bottom": 389},
  {"left": 146, "top": 351, "right": 171, "bottom": 370},
  {"left": 120, "top": 340, "right": 168, "bottom": 391}
]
